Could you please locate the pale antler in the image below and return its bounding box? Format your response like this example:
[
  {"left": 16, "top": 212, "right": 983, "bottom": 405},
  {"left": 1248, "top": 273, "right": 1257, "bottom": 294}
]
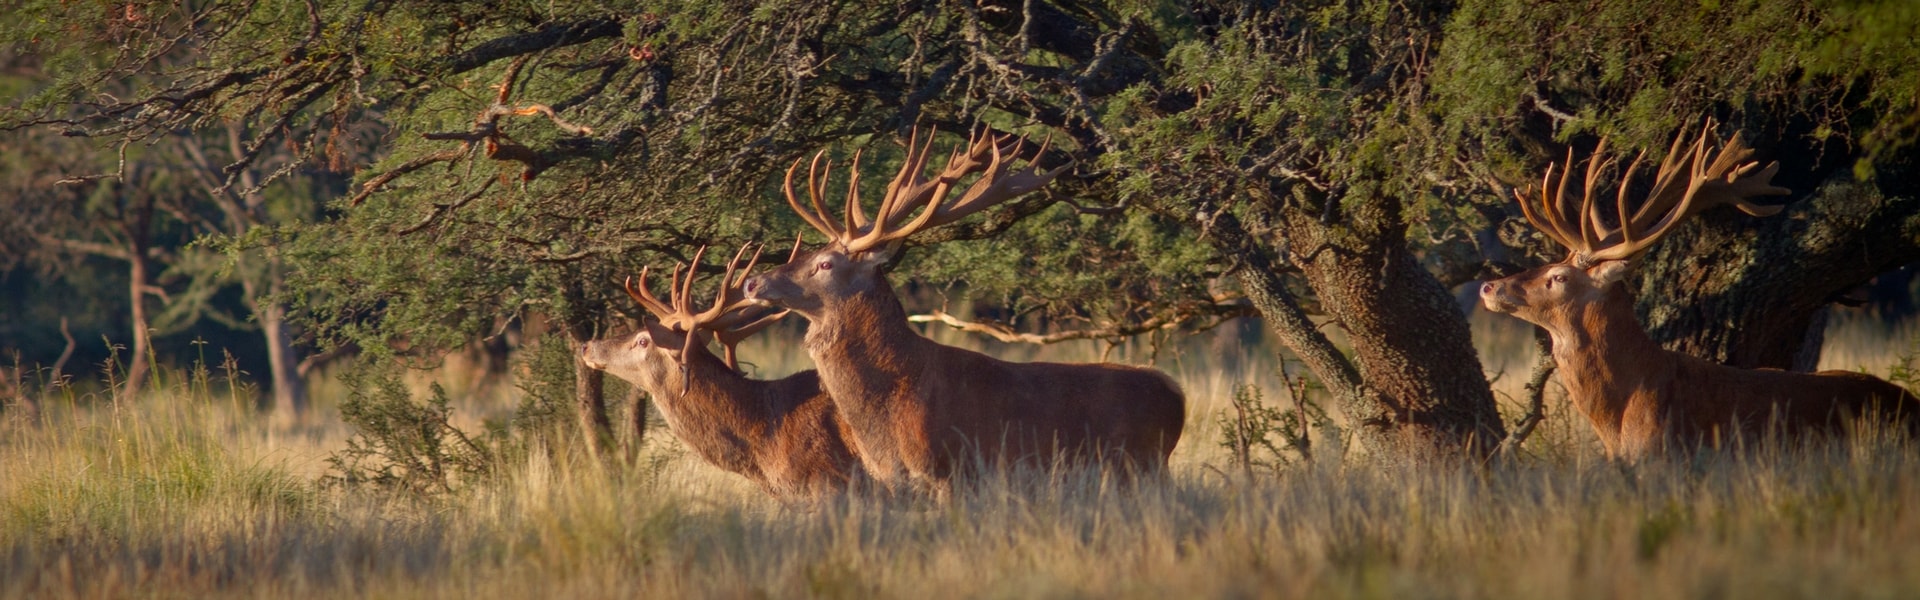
[
  {"left": 781, "top": 127, "right": 1074, "bottom": 254},
  {"left": 1516, "top": 118, "right": 1790, "bottom": 267},
  {"left": 623, "top": 243, "right": 781, "bottom": 371}
]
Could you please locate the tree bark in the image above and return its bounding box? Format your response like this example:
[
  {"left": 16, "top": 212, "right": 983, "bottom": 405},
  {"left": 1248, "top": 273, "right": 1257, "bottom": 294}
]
[
  {"left": 1276, "top": 203, "right": 1507, "bottom": 458},
  {"left": 572, "top": 349, "right": 613, "bottom": 462},
  {"left": 1636, "top": 176, "right": 1920, "bottom": 370}
]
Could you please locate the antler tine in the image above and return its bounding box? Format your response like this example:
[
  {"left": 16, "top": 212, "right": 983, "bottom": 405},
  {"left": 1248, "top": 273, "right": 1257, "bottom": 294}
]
[
  {"left": 784, "top": 153, "right": 842, "bottom": 241},
  {"left": 1579, "top": 120, "right": 1790, "bottom": 263},
  {"left": 1551, "top": 146, "right": 1585, "bottom": 255},
  {"left": 1516, "top": 165, "right": 1575, "bottom": 252},
  {"left": 694, "top": 242, "right": 764, "bottom": 323},
  {"left": 1575, "top": 138, "right": 1613, "bottom": 253},
  {"left": 1613, "top": 148, "right": 1648, "bottom": 248},
  {"left": 625, "top": 271, "right": 675, "bottom": 319},
  {"left": 865, "top": 131, "right": 1071, "bottom": 251},
  {"left": 677, "top": 245, "right": 711, "bottom": 318},
  {"left": 1528, "top": 153, "right": 1587, "bottom": 256},
  {"left": 808, "top": 152, "right": 844, "bottom": 240},
  {"left": 868, "top": 126, "right": 949, "bottom": 238},
  {"left": 842, "top": 149, "right": 865, "bottom": 236},
  {"left": 710, "top": 307, "right": 790, "bottom": 371},
  {"left": 787, "top": 232, "right": 804, "bottom": 263},
  {"left": 1631, "top": 121, "right": 1710, "bottom": 232}
]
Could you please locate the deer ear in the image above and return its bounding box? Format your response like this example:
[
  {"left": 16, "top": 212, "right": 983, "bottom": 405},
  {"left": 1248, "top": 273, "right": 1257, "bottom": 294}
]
[{"left": 1587, "top": 260, "right": 1633, "bottom": 288}]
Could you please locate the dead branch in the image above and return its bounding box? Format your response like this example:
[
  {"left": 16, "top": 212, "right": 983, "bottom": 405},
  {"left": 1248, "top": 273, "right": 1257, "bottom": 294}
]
[
  {"left": 49, "top": 317, "right": 76, "bottom": 385},
  {"left": 1496, "top": 327, "right": 1556, "bottom": 458},
  {"left": 351, "top": 58, "right": 598, "bottom": 205},
  {"left": 908, "top": 302, "right": 1255, "bottom": 345}
]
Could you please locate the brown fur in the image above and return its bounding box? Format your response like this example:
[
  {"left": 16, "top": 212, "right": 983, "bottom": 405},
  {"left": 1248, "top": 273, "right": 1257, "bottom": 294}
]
[
  {"left": 1481, "top": 262, "right": 1920, "bottom": 459},
  {"left": 745, "top": 248, "right": 1186, "bottom": 490},
  {"left": 581, "top": 323, "right": 863, "bottom": 499}
]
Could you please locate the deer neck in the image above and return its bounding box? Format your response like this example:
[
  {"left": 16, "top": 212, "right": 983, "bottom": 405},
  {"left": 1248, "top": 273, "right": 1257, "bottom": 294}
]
[
  {"left": 803, "top": 284, "right": 930, "bottom": 409},
  {"left": 646, "top": 349, "right": 775, "bottom": 461},
  {"left": 1545, "top": 288, "right": 1672, "bottom": 444}
]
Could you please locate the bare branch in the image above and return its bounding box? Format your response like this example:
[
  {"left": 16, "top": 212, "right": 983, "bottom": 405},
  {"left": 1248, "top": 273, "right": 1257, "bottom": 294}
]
[{"left": 908, "top": 302, "right": 1254, "bottom": 346}]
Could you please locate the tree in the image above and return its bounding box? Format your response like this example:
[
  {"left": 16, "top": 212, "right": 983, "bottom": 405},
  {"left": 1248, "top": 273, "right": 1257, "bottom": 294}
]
[
  {"left": 1433, "top": 0, "right": 1920, "bottom": 371},
  {"left": 1, "top": 36, "right": 342, "bottom": 410}
]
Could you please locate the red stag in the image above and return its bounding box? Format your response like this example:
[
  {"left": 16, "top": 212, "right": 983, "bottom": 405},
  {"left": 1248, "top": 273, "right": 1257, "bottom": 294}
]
[
  {"left": 741, "top": 129, "right": 1186, "bottom": 488},
  {"left": 581, "top": 244, "right": 863, "bottom": 498},
  {"left": 1479, "top": 120, "right": 1920, "bottom": 459}
]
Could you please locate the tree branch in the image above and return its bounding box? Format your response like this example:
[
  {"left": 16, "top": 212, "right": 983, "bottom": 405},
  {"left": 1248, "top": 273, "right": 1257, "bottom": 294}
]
[{"left": 908, "top": 302, "right": 1255, "bottom": 345}]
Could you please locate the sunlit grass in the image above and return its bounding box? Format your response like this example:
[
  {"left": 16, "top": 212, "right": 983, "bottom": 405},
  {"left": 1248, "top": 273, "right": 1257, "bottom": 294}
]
[{"left": 2, "top": 310, "right": 1917, "bottom": 598}]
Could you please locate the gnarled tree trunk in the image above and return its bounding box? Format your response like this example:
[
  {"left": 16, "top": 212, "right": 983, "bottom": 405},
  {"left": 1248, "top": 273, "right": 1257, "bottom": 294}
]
[
  {"left": 1637, "top": 176, "right": 1920, "bottom": 370},
  {"left": 1277, "top": 204, "right": 1506, "bottom": 457}
]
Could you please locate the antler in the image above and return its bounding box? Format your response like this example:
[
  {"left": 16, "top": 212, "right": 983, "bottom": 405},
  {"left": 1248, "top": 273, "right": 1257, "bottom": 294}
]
[
  {"left": 782, "top": 127, "right": 1074, "bottom": 254},
  {"left": 623, "top": 243, "right": 782, "bottom": 370},
  {"left": 1516, "top": 118, "right": 1790, "bottom": 267}
]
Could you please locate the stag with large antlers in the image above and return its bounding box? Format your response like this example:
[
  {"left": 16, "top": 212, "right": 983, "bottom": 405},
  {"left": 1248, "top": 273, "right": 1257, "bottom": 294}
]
[
  {"left": 1480, "top": 120, "right": 1920, "bottom": 459},
  {"left": 581, "top": 244, "right": 864, "bottom": 499},
  {"left": 742, "top": 129, "right": 1186, "bottom": 490}
]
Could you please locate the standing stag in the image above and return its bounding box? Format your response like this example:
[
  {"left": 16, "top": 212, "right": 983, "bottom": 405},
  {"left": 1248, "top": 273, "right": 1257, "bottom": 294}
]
[
  {"left": 742, "top": 129, "right": 1186, "bottom": 489},
  {"left": 581, "top": 245, "right": 864, "bottom": 499},
  {"left": 1480, "top": 120, "right": 1920, "bottom": 459}
]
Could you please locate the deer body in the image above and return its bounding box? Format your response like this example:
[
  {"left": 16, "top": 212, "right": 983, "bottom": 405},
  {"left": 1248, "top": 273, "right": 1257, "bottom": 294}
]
[
  {"left": 1485, "top": 267, "right": 1918, "bottom": 457},
  {"left": 583, "top": 331, "right": 862, "bottom": 498},
  {"left": 744, "top": 129, "right": 1185, "bottom": 488},
  {"left": 791, "top": 283, "right": 1185, "bottom": 485},
  {"left": 1482, "top": 122, "right": 1918, "bottom": 460}
]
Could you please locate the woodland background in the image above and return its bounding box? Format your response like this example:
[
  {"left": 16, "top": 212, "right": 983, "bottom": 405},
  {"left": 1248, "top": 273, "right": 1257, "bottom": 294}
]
[{"left": 5, "top": 1, "right": 1920, "bottom": 597}]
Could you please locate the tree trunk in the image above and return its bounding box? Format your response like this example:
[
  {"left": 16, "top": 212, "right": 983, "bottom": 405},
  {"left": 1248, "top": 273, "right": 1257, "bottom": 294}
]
[
  {"left": 1636, "top": 177, "right": 1920, "bottom": 370},
  {"left": 1275, "top": 203, "right": 1507, "bottom": 458},
  {"left": 123, "top": 240, "right": 152, "bottom": 399},
  {"left": 1198, "top": 201, "right": 1505, "bottom": 459},
  {"left": 572, "top": 348, "right": 614, "bottom": 462},
  {"left": 242, "top": 263, "right": 308, "bottom": 420},
  {"left": 259, "top": 300, "right": 306, "bottom": 419},
  {"left": 623, "top": 385, "right": 649, "bottom": 463}
]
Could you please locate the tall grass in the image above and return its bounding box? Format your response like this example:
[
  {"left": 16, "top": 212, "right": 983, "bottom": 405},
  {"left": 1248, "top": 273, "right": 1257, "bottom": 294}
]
[{"left": 3, "top": 310, "right": 1918, "bottom": 598}]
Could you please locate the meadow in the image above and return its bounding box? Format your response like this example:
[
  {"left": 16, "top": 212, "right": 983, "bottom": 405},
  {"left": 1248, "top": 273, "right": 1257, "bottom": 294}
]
[{"left": 3, "top": 308, "right": 1919, "bottom": 599}]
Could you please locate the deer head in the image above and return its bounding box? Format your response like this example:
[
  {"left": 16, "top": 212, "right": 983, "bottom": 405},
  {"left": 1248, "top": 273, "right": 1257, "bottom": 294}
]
[
  {"left": 1479, "top": 119, "right": 1791, "bottom": 337},
  {"left": 582, "top": 244, "right": 787, "bottom": 390},
  {"left": 741, "top": 128, "right": 1071, "bottom": 316}
]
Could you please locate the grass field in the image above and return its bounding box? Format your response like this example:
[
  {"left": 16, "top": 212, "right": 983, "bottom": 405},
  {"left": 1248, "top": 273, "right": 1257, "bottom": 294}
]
[{"left": 3, "top": 307, "right": 1918, "bottom": 598}]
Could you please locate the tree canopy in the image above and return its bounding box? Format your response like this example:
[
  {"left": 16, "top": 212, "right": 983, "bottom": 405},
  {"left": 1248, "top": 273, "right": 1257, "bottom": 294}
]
[{"left": 5, "top": 0, "right": 1917, "bottom": 457}]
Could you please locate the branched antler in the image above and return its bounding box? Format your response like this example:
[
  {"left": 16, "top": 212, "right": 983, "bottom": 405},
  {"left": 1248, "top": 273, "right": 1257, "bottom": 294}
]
[
  {"left": 623, "top": 243, "right": 785, "bottom": 372},
  {"left": 1516, "top": 118, "right": 1791, "bottom": 267}
]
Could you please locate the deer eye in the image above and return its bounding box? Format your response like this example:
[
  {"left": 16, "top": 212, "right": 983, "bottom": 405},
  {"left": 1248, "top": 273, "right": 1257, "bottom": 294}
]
[
  {"left": 1551, "top": 274, "right": 1568, "bottom": 285},
  {"left": 816, "top": 260, "right": 833, "bottom": 272},
  {"left": 634, "top": 335, "right": 650, "bottom": 348}
]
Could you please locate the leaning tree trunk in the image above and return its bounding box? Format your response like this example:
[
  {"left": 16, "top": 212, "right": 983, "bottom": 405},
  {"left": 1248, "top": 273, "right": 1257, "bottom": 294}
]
[
  {"left": 1275, "top": 203, "right": 1507, "bottom": 457},
  {"left": 123, "top": 234, "right": 152, "bottom": 399},
  {"left": 1636, "top": 176, "right": 1920, "bottom": 370},
  {"left": 1199, "top": 199, "right": 1506, "bottom": 460}
]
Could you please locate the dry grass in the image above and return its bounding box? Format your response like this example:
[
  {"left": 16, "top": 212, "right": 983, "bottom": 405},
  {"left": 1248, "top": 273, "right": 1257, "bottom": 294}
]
[{"left": 3, "top": 310, "right": 1918, "bottom": 598}]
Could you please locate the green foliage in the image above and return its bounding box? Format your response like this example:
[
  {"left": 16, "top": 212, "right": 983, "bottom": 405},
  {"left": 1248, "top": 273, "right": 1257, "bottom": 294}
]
[
  {"left": 325, "top": 367, "right": 495, "bottom": 496},
  {"left": 1434, "top": 0, "right": 1920, "bottom": 173}
]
